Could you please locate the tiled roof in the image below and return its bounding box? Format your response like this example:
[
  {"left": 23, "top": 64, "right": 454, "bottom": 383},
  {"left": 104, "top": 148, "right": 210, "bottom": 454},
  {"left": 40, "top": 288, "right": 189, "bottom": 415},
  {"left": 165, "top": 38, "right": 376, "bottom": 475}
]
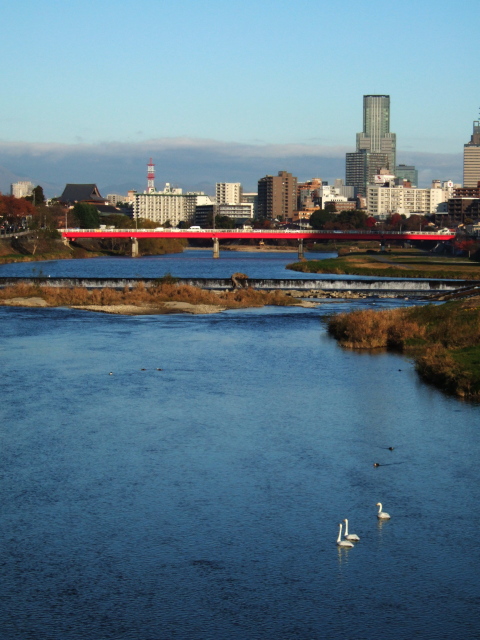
[{"left": 60, "top": 184, "right": 105, "bottom": 204}]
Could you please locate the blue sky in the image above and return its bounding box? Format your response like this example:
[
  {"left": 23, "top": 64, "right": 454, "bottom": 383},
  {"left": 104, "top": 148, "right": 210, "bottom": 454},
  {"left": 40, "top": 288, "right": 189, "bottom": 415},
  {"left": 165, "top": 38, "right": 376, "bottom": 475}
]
[{"left": 0, "top": 0, "right": 478, "bottom": 193}]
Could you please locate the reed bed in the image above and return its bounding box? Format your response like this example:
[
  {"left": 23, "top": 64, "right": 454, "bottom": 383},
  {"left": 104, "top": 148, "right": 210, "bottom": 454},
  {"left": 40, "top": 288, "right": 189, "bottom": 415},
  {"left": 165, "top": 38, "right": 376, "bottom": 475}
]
[
  {"left": 0, "top": 282, "right": 296, "bottom": 309},
  {"left": 328, "top": 300, "right": 480, "bottom": 399}
]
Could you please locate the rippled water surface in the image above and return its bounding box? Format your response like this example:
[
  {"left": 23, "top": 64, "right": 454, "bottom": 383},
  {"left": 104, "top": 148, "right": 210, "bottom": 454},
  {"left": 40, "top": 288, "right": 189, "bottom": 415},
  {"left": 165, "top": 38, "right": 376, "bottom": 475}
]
[
  {"left": 1, "top": 254, "right": 480, "bottom": 639},
  {"left": 0, "top": 249, "right": 338, "bottom": 280}
]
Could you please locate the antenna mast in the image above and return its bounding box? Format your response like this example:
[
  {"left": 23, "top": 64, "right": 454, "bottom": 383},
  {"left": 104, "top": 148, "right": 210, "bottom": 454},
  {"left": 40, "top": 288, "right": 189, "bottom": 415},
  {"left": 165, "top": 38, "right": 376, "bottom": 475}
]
[{"left": 147, "top": 158, "right": 155, "bottom": 193}]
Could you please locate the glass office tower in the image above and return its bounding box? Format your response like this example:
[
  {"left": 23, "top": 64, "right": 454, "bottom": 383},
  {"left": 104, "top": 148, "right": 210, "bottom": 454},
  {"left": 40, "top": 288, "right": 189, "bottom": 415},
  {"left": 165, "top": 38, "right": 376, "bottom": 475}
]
[{"left": 346, "top": 95, "right": 396, "bottom": 194}]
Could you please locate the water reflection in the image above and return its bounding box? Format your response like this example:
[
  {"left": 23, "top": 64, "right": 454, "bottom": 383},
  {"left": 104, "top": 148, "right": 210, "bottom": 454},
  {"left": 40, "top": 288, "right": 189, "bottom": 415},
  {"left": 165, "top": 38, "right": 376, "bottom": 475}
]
[
  {"left": 376, "top": 518, "right": 391, "bottom": 534},
  {"left": 336, "top": 546, "right": 354, "bottom": 566}
]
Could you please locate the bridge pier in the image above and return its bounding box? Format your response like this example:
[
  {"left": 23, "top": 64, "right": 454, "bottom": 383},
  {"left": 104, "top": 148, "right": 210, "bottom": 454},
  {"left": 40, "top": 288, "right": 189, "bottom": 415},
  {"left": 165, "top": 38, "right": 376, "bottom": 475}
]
[
  {"left": 298, "top": 239, "right": 304, "bottom": 259},
  {"left": 213, "top": 237, "right": 220, "bottom": 259},
  {"left": 131, "top": 238, "right": 139, "bottom": 258}
]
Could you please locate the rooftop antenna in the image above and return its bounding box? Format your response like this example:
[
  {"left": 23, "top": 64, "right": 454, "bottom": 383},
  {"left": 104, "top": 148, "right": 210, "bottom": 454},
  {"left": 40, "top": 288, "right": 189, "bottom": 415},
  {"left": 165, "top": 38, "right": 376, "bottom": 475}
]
[{"left": 147, "top": 158, "right": 155, "bottom": 193}]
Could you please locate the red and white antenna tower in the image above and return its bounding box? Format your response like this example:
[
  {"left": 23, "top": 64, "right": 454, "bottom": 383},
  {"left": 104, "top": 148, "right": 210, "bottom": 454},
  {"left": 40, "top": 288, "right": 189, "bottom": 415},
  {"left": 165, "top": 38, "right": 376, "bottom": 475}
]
[{"left": 147, "top": 158, "right": 155, "bottom": 193}]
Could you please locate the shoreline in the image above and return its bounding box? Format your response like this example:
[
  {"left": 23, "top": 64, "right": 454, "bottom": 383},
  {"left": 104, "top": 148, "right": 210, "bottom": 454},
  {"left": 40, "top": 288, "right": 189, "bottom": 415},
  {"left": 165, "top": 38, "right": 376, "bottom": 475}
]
[{"left": 327, "top": 296, "right": 480, "bottom": 400}]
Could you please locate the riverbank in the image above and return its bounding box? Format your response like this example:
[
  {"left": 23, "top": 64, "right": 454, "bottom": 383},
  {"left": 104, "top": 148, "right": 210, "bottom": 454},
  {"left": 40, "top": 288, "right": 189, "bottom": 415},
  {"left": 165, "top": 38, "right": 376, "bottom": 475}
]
[
  {"left": 0, "top": 235, "right": 187, "bottom": 264},
  {"left": 0, "top": 282, "right": 316, "bottom": 315},
  {"left": 287, "top": 249, "right": 480, "bottom": 280},
  {"left": 328, "top": 296, "right": 480, "bottom": 400}
]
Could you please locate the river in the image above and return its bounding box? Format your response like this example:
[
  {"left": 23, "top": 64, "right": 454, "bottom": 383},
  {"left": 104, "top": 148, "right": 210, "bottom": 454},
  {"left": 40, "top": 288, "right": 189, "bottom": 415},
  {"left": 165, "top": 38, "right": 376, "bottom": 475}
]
[{"left": 1, "top": 251, "right": 479, "bottom": 639}]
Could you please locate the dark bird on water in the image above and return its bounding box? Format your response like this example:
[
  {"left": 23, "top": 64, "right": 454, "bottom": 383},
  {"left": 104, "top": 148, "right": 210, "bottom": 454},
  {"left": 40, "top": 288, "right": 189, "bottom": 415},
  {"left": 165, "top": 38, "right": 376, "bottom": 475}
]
[
  {"left": 373, "top": 462, "right": 381, "bottom": 467},
  {"left": 388, "top": 447, "right": 394, "bottom": 451}
]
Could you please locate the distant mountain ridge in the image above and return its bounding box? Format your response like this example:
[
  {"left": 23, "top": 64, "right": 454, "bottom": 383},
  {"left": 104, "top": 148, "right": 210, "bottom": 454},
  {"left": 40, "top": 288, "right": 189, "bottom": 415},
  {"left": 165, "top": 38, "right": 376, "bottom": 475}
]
[{"left": 0, "top": 139, "right": 462, "bottom": 198}]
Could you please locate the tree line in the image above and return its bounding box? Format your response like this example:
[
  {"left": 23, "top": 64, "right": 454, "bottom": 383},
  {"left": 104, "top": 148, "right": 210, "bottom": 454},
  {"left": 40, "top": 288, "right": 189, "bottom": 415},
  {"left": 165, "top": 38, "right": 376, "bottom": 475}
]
[{"left": 308, "top": 208, "right": 429, "bottom": 231}]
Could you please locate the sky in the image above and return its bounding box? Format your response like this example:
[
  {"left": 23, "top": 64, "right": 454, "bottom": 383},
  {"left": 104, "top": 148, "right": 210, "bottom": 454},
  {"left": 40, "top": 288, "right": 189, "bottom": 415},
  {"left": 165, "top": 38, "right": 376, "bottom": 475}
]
[{"left": 0, "top": 0, "right": 478, "bottom": 195}]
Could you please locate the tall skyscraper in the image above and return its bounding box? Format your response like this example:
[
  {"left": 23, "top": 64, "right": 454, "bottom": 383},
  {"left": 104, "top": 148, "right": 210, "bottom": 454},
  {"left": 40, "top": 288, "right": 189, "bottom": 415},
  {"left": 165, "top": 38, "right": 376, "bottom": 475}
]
[
  {"left": 463, "top": 120, "right": 480, "bottom": 187},
  {"left": 346, "top": 95, "right": 396, "bottom": 194}
]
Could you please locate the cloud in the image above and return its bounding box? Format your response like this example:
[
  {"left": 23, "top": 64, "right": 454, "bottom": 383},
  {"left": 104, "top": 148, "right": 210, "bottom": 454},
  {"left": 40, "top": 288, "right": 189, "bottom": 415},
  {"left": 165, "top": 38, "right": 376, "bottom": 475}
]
[{"left": 0, "top": 138, "right": 463, "bottom": 197}]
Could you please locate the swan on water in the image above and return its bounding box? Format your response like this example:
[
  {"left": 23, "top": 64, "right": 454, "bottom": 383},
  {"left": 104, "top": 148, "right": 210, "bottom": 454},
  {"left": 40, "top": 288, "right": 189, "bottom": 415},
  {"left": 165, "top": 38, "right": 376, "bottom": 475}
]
[
  {"left": 376, "top": 502, "right": 391, "bottom": 519},
  {"left": 343, "top": 519, "right": 360, "bottom": 541},
  {"left": 336, "top": 523, "right": 354, "bottom": 548}
]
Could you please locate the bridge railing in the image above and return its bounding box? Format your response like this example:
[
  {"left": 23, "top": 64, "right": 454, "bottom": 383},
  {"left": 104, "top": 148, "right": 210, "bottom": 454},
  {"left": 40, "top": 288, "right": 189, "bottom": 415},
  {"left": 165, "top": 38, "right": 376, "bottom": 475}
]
[{"left": 60, "top": 228, "right": 455, "bottom": 236}]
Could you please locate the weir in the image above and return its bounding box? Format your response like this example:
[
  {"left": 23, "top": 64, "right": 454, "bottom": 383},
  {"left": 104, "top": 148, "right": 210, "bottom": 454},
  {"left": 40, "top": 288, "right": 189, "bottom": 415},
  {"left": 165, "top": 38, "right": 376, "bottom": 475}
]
[{"left": 0, "top": 276, "right": 477, "bottom": 294}]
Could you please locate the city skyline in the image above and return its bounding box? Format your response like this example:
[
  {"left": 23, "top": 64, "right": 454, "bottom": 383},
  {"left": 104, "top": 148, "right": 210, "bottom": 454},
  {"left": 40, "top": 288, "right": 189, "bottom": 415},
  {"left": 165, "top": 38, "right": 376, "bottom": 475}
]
[{"left": 0, "top": 0, "right": 477, "bottom": 194}]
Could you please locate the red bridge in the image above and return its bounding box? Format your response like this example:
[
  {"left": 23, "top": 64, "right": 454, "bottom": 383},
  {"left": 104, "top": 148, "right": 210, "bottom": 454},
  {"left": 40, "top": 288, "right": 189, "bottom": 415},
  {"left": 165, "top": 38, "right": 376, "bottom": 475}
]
[{"left": 60, "top": 228, "right": 456, "bottom": 258}]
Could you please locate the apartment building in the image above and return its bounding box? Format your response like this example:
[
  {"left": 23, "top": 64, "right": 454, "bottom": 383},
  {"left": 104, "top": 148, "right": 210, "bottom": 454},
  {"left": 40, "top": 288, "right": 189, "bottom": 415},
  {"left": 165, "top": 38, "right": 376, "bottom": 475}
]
[
  {"left": 216, "top": 182, "right": 242, "bottom": 204},
  {"left": 257, "top": 171, "right": 297, "bottom": 220},
  {"left": 367, "top": 182, "right": 454, "bottom": 218},
  {"left": 133, "top": 183, "right": 197, "bottom": 226}
]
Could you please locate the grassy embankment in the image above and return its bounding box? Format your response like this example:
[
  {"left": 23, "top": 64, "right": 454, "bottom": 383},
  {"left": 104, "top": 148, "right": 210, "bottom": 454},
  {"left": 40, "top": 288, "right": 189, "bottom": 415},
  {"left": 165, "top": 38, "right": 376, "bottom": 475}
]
[
  {"left": 288, "top": 248, "right": 480, "bottom": 280},
  {"left": 328, "top": 298, "right": 480, "bottom": 400},
  {"left": 0, "top": 235, "right": 187, "bottom": 264},
  {"left": 0, "top": 281, "right": 298, "bottom": 311}
]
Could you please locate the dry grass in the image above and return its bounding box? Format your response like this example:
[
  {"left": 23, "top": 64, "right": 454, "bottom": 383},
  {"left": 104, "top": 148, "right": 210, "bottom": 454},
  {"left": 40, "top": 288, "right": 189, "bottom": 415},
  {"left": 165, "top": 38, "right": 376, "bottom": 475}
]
[
  {"left": 328, "top": 300, "right": 480, "bottom": 399},
  {"left": 328, "top": 307, "right": 425, "bottom": 349},
  {"left": 0, "top": 282, "right": 296, "bottom": 310},
  {"left": 415, "top": 346, "right": 470, "bottom": 397}
]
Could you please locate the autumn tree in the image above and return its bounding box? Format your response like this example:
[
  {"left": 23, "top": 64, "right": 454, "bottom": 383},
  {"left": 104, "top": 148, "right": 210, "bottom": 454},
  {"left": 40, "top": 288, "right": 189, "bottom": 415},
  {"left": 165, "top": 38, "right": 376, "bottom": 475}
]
[
  {"left": 454, "top": 238, "right": 478, "bottom": 258},
  {"left": 404, "top": 214, "right": 428, "bottom": 231},
  {"left": 386, "top": 213, "right": 405, "bottom": 230},
  {"left": 0, "top": 195, "right": 36, "bottom": 225},
  {"left": 337, "top": 210, "right": 369, "bottom": 229}
]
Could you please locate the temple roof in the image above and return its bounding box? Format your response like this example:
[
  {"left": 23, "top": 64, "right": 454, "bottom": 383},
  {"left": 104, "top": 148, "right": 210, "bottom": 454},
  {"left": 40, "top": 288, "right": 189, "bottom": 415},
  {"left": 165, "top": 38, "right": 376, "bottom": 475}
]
[{"left": 59, "top": 184, "right": 105, "bottom": 204}]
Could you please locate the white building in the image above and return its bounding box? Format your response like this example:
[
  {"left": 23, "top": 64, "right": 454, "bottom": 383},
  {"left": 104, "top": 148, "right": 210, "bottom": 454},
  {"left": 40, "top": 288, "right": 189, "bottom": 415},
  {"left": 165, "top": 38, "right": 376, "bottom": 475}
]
[
  {"left": 133, "top": 183, "right": 198, "bottom": 226},
  {"left": 216, "top": 182, "right": 242, "bottom": 204},
  {"left": 318, "top": 185, "right": 350, "bottom": 208},
  {"left": 195, "top": 194, "right": 215, "bottom": 207},
  {"left": 367, "top": 181, "right": 455, "bottom": 218},
  {"left": 11, "top": 181, "right": 34, "bottom": 198}
]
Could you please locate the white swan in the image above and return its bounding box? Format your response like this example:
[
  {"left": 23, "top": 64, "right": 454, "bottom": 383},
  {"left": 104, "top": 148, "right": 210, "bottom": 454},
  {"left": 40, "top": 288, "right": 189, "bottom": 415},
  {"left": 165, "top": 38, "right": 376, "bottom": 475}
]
[
  {"left": 376, "top": 502, "right": 391, "bottom": 519},
  {"left": 343, "top": 518, "right": 360, "bottom": 541},
  {"left": 337, "top": 523, "right": 354, "bottom": 548}
]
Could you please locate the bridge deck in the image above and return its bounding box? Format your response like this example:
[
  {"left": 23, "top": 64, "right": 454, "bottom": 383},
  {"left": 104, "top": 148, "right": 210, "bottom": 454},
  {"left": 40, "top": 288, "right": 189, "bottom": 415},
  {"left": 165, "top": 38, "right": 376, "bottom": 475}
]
[{"left": 61, "top": 228, "right": 455, "bottom": 241}]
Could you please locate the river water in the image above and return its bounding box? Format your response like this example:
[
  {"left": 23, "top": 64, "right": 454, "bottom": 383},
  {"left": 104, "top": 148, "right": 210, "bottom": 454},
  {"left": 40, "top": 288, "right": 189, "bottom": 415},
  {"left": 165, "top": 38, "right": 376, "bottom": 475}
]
[{"left": 1, "top": 251, "right": 479, "bottom": 639}]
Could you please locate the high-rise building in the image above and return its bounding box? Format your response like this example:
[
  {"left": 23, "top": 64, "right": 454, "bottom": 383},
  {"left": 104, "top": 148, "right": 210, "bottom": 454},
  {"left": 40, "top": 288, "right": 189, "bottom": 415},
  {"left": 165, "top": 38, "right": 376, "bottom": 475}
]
[
  {"left": 395, "top": 164, "right": 418, "bottom": 186},
  {"left": 216, "top": 182, "right": 242, "bottom": 204},
  {"left": 346, "top": 95, "right": 396, "bottom": 195},
  {"left": 463, "top": 120, "right": 480, "bottom": 187},
  {"left": 257, "top": 171, "right": 297, "bottom": 220}
]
